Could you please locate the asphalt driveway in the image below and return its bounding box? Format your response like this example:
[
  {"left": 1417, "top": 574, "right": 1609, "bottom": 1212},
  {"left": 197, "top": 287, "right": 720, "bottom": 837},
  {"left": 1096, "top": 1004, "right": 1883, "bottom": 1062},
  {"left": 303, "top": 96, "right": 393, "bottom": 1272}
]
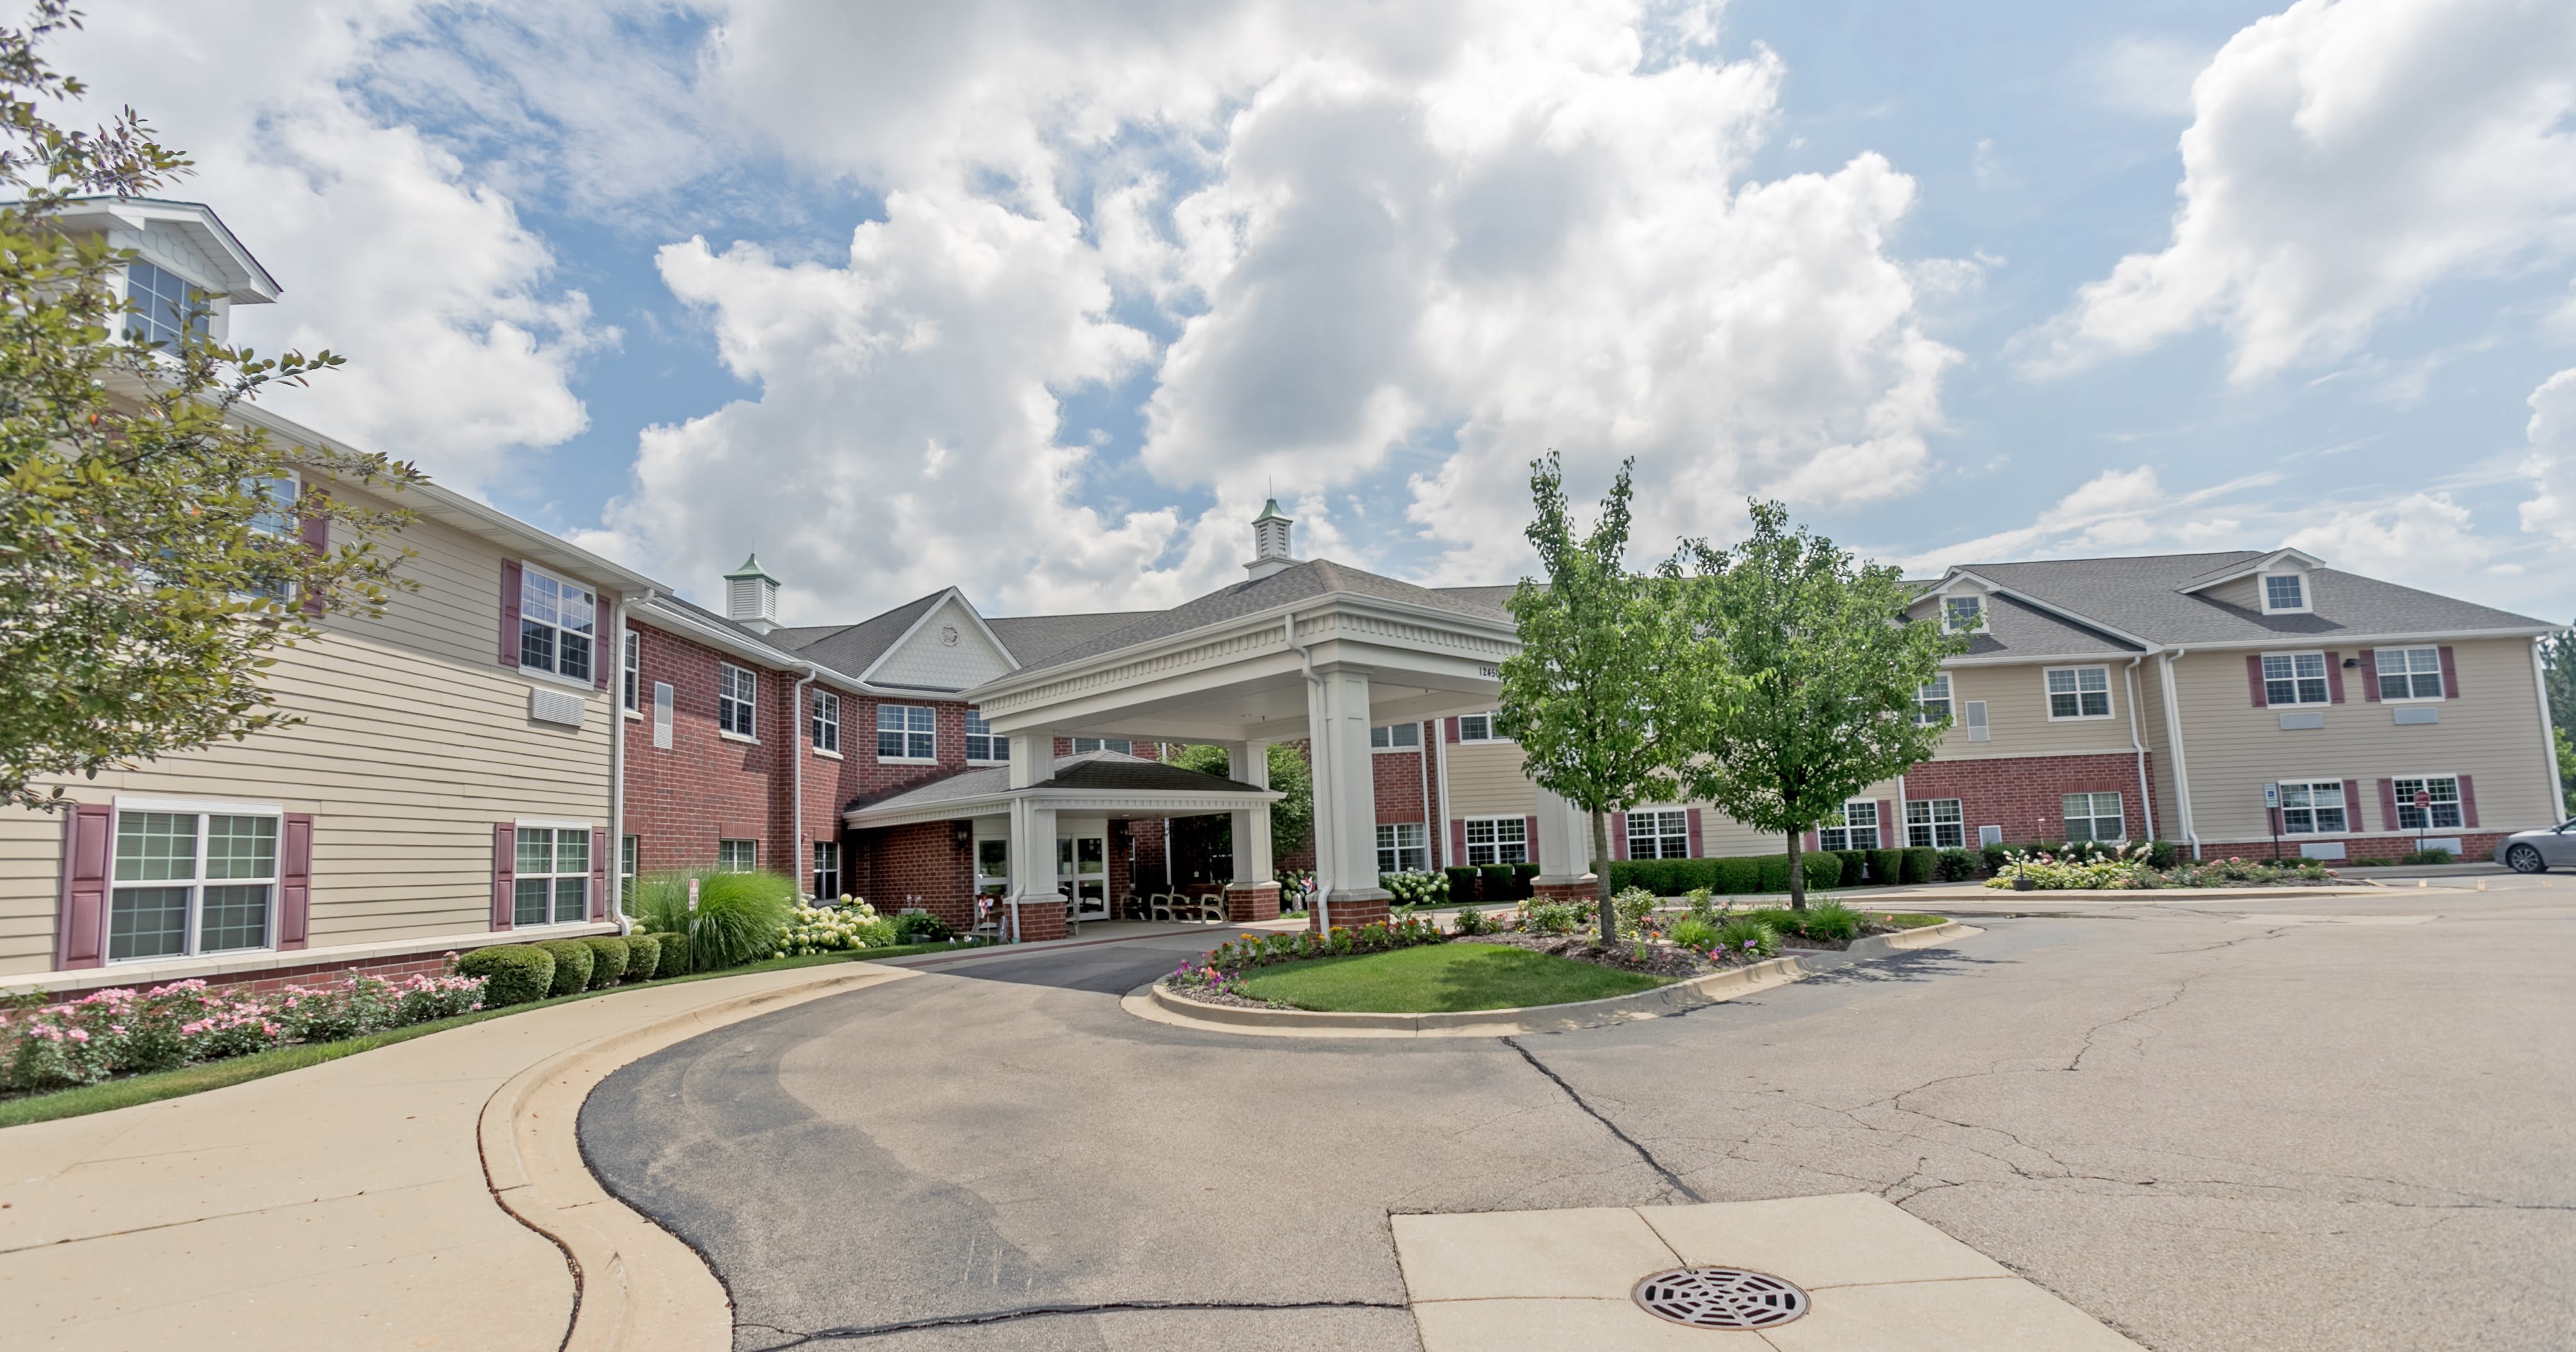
[{"left": 580, "top": 885, "right": 2576, "bottom": 1350}]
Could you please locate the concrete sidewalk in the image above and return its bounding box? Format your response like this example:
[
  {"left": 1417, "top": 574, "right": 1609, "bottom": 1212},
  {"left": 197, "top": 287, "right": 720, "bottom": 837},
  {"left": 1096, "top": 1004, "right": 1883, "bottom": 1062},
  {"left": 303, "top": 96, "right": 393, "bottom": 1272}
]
[{"left": 0, "top": 958, "right": 927, "bottom": 1352}]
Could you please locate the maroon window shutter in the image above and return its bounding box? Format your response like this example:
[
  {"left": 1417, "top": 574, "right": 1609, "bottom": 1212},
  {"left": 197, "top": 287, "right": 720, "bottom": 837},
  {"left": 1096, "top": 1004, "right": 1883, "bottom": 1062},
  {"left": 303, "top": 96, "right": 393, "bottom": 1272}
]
[
  {"left": 1523, "top": 814, "right": 1540, "bottom": 868},
  {"left": 2438, "top": 646, "right": 2461, "bottom": 699},
  {"left": 590, "top": 827, "right": 610, "bottom": 920},
  {"left": 1877, "top": 799, "right": 1896, "bottom": 849},
  {"left": 299, "top": 493, "right": 329, "bottom": 617},
  {"left": 498, "top": 560, "right": 524, "bottom": 667},
  {"left": 1445, "top": 718, "right": 1460, "bottom": 743},
  {"left": 1804, "top": 828, "right": 1821, "bottom": 852},
  {"left": 278, "top": 813, "right": 314, "bottom": 949},
  {"left": 1450, "top": 817, "right": 1467, "bottom": 864},
  {"left": 2359, "top": 650, "right": 2380, "bottom": 702},
  {"left": 2324, "top": 652, "right": 2345, "bottom": 704},
  {"left": 2338, "top": 782, "right": 2359, "bottom": 837},
  {"left": 2245, "top": 655, "right": 2268, "bottom": 707},
  {"left": 2458, "top": 776, "right": 2479, "bottom": 828},
  {"left": 55, "top": 803, "right": 113, "bottom": 970},
  {"left": 1686, "top": 808, "right": 1705, "bottom": 858},
  {"left": 1610, "top": 813, "right": 1628, "bottom": 861},
  {"left": 491, "top": 822, "right": 516, "bottom": 930},
  {"left": 2378, "top": 779, "right": 2401, "bottom": 832}
]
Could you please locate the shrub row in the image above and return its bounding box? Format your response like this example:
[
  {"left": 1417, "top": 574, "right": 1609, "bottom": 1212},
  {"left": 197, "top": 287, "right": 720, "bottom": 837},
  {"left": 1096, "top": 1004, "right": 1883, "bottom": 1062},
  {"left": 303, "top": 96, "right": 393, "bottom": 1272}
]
[
  {"left": 1442, "top": 862, "right": 1540, "bottom": 904},
  {"left": 1604, "top": 851, "right": 1850, "bottom": 895},
  {"left": 1978, "top": 840, "right": 2182, "bottom": 873},
  {"left": 456, "top": 931, "right": 678, "bottom": 1007},
  {"left": 2, "top": 971, "right": 488, "bottom": 1092}
]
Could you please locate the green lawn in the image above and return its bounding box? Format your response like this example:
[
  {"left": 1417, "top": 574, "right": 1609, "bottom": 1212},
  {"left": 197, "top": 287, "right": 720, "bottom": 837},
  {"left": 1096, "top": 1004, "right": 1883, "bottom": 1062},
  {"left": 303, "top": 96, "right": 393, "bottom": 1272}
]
[
  {"left": 1235, "top": 942, "right": 1670, "bottom": 1014},
  {"left": 0, "top": 941, "right": 973, "bottom": 1131}
]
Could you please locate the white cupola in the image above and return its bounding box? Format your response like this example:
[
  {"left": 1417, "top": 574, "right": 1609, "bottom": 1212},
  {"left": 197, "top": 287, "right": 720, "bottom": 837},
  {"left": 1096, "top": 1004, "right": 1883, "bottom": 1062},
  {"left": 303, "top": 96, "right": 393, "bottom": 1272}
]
[
  {"left": 723, "top": 553, "right": 782, "bottom": 632},
  {"left": 1244, "top": 497, "right": 1296, "bottom": 581}
]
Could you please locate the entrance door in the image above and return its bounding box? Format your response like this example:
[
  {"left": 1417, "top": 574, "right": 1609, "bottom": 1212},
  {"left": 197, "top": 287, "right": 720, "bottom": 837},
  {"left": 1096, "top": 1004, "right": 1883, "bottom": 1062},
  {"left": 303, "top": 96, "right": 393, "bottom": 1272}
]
[{"left": 1058, "top": 835, "right": 1108, "bottom": 918}]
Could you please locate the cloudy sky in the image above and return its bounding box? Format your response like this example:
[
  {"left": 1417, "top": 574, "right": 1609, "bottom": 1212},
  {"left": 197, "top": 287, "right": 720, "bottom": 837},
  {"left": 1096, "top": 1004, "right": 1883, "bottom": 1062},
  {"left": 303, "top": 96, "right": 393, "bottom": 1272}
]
[{"left": 62, "top": 0, "right": 2576, "bottom": 624}]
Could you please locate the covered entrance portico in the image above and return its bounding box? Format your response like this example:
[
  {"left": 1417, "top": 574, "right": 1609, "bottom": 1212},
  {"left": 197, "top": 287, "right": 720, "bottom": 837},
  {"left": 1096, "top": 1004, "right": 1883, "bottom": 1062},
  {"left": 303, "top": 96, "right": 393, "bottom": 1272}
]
[{"left": 964, "top": 555, "right": 1557, "bottom": 936}]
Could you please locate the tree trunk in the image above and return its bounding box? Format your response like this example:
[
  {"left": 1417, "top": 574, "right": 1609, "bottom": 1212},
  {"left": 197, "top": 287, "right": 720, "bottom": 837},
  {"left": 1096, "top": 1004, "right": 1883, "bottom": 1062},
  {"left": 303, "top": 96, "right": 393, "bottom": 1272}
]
[
  {"left": 1785, "top": 828, "right": 1807, "bottom": 912},
  {"left": 1591, "top": 806, "right": 1618, "bottom": 945}
]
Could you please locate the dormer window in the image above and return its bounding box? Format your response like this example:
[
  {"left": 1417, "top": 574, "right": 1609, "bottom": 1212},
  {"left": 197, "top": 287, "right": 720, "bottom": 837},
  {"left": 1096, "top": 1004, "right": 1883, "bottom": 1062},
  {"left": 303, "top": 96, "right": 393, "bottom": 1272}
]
[
  {"left": 2262, "top": 573, "right": 2309, "bottom": 614},
  {"left": 126, "top": 260, "right": 210, "bottom": 348},
  {"left": 1942, "top": 595, "right": 1984, "bottom": 633}
]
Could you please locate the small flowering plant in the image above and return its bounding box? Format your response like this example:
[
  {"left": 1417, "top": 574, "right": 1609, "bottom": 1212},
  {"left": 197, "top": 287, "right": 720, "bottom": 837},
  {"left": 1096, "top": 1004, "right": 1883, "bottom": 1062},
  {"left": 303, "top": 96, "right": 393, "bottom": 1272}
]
[
  {"left": 3, "top": 970, "right": 488, "bottom": 1094},
  {"left": 1192, "top": 916, "right": 1446, "bottom": 977},
  {"left": 772, "top": 898, "right": 895, "bottom": 956}
]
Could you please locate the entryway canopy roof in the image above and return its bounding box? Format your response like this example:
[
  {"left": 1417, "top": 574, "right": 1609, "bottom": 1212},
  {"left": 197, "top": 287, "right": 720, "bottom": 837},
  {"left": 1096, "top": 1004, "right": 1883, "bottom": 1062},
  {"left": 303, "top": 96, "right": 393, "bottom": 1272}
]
[{"left": 841, "top": 751, "right": 1276, "bottom": 831}]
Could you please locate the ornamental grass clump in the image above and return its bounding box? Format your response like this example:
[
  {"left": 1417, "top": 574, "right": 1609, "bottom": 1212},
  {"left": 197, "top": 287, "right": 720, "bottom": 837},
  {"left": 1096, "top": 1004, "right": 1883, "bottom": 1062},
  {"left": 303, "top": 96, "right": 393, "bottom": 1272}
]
[
  {"left": 1713, "top": 915, "right": 1780, "bottom": 961},
  {"left": 1, "top": 971, "right": 487, "bottom": 1093},
  {"left": 632, "top": 869, "right": 798, "bottom": 971}
]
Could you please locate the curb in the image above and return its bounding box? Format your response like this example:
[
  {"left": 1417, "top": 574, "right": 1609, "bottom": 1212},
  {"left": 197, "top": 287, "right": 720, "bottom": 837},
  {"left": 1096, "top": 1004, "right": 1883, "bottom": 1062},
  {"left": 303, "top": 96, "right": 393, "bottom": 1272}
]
[{"left": 477, "top": 963, "right": 919, "bottom": 1352}]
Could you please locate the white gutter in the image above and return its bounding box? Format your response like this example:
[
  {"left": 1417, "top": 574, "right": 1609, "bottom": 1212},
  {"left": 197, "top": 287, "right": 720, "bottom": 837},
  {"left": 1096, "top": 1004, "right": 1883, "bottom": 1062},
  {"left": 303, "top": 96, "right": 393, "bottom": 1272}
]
[
  {"left": 1285, "top": 610, "right": 1329, "bottom": 932},
  {"left": 2158, "top": 648, "right": 2200, "bottom": 859},
  {"left": 2536, "top": 638, "right": 2567, "bottom": 820},
  {"left": 607, "top": 589, "right": 655, "bottom": 934},
  {"left": 792, "top": 663, "right": 818, "bottom": 898},
  {"left": 2124, "top": 655, "right": 2156, "bottom": 845}
]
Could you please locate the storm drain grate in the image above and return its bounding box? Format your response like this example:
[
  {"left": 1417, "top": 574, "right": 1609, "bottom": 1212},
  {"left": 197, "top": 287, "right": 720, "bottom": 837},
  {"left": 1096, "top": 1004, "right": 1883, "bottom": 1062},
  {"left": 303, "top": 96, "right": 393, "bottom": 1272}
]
[{"left": 1632, "top": 1267, "right": 1811, "bottom": 1329}]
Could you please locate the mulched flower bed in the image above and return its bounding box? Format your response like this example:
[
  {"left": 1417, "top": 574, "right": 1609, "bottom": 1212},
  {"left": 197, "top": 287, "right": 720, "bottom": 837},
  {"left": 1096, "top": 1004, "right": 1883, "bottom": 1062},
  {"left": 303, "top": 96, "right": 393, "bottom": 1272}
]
[{"left": 1453, "top": 932, "right": 1742, "bottom": 979}]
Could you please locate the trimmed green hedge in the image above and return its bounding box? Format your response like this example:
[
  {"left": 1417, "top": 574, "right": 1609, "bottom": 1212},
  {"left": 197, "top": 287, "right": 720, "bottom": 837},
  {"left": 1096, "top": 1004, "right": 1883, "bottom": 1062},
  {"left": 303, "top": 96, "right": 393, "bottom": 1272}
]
[
  {"left": 455, "top": 944, "right": 554, "bottom": 1007},
  {"left": 1900, "top": 846, "right": 1938, "bottom": 884},
  {"left": 535, "top": 940, "right": 594, "bottom": 997},
  {"left": 581, "top": 936, "right": 629, "bottom": 988},
  {"left": 620, "top": 932, "right": 660, "bottom": 982},
  {"left": 1605, "top": 850, "right": 1844, "bottom": 895}
]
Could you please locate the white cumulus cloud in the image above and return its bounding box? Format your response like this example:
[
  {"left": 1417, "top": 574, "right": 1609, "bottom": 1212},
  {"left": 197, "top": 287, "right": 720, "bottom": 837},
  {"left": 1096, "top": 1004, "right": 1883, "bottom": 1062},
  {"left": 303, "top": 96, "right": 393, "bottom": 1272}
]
[
  {"left": 2029, "top": 0, "right": 2576, "bottom": 381},
  {"left": 2521, "top": 367, "right": 2576, "bottom": 554}
]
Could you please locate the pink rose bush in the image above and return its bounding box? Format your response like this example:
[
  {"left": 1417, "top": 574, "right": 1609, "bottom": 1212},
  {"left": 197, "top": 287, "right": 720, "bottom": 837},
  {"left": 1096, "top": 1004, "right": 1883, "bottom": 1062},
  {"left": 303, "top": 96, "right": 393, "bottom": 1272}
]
[{"left": 3, "top": 970, "right": 486, "bottom": 1092}]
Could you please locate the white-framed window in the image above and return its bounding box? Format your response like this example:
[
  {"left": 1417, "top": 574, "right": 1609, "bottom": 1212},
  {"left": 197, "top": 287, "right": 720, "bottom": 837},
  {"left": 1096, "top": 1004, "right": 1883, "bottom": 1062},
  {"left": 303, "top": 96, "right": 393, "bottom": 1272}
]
[
  {"left": 1819, "top": 800, "right": 1880, "bottom": 851},
  {"left": 810, "top": 689, "right": 840, "bottom": 753},
  {"left": 1370, "top": 722, "right": 1421, "bottom": 750},
  {"left": 518, "top": 566, "right": 597, "bottom": 683},
  {"left": 2391, "top": 775, "right": 2463, "bottom": 831},
  {"left": 2061, "top": 792, "right": 2125, "bottom": 842},
  {"left": 513, "top": 824, "right": 590, "bottom": 927},
  {"left": 1463, "top": 815, "right": 1528, "bottom": 866},
  {"left": 2376, "top": 647, "right": 2445, "bottom": 701},
  {"left": 620, "top": 834, "right": 639, "bottom": 905},
  {"left": 1907, "top": 798, "right": 1965, "bottom": 849},
  {"left": 1071, "top": 736, "right": 1132, "bottom": 754},
  {"left": 1377, "top": 822, "right": 1429, "bottom": 873},
  {"left": 1626, "top": 809, "right": 1691, "bottom": 859},
  {"left": 2262, "top": 573, "right": 2310, "bottom": 614},
  {"left": 622, "top": 631, "right": 640, "bottom": 713},
  {"left": 716, "top": 839, "right": 757, "bottom": 873},
  {"left": 2276, "top": 781, "right": 2346, "bottom": 835},
  {"left": 1963, "top": 699, "right": 1989, "bottom": 742},
  {"left": 812, "top": 841, "right": 840, "bottom": 900},
  {"left": 718, "top": 663, "right": 758, "bottom": 738},
  {"left": 965, "top": 713, "right": 1007, "bottom": 764},
  {"left": 2262, "top": 652, "right": 2330, "bottom": 706},
  {"left": 242, "top": 471, "right": 301, "bottom": 604},
  {"left": 1457, "top": 713, "right": 1509, "bottom": 743},
  {"left": 125, "top": 259, "right": 209, "bottom": 348},
  {"left": 108, "top": 801, "right": 281, "bottom": 960},
  {"left": 877, "top": 704, "right": 934, "bottom": 760},
  {"left": 2045, "top": 665, "right": 2112, "bottom": 720},
  {"left": 1916, "top": 674, "right": 1952, "bottom": 726},
  {"left": 1942, "top": 595, "right": 1984, "bottom": 633}
]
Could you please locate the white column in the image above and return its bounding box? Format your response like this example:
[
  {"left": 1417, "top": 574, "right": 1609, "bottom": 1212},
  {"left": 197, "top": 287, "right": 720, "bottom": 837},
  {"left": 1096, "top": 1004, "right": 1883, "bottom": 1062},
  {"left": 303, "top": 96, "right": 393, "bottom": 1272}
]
[
  {"left": 1532, "top": 784, "right": 1595, "bottom": 888},
  {"left": 1306, "top": 668, "right": 1388, "bottom": 912},
  {"left": 1008, "top": 732, "right": 1051, "bottom": 789},
  {"left": 1226, "top": 740, "right": 1274, "bottom": 884},
  {"left": 1005, "top": 733, "right": 1060, "bottom": 940}
]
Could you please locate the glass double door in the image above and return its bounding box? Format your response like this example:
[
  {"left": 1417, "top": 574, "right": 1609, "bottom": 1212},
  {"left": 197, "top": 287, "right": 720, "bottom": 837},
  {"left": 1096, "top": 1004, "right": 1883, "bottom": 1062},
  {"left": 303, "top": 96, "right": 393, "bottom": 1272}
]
[{"left": 1057, "top": 834, "right": 1108, "bottom": 917}]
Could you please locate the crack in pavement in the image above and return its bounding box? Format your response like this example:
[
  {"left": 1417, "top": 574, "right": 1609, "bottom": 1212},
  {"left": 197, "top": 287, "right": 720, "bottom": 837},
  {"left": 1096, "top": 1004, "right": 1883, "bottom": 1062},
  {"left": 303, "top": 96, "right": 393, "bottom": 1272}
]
[
  {"left": 736, "top": 1298, "right": 1411, "bottom": 1346},
  {"left": 1505, "top": 1036, "right": 1703, "bottom": 1203}
]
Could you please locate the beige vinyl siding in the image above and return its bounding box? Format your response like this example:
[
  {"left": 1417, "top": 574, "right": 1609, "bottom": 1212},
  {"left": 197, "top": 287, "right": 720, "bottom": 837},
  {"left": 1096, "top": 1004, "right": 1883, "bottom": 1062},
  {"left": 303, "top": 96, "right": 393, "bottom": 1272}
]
[
  {"left": 1445, "top": 739, "right": 1535, "bottom": 816},
  {"left": 0, "top": 501, "right": 614, "bottom": 976},
  {"left": 2138, "top": 656, "right": 2183, "bottom": 841},
  {"left": 2170, "top": 638, "right": 2553, "bottom": 844},
  {"left": 2199, "top": 575, "right": 2262, "bottom": 610},
  {"left": 1933, "top": 660, "right": 2144, "bottom": 759}
]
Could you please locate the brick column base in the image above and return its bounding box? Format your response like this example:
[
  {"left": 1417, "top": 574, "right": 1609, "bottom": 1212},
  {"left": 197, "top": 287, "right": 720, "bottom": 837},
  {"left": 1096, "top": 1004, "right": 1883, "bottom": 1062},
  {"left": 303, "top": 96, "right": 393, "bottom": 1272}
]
[
  {"left": 1223, "top": 881, "right": 1281, "bottom": 924},
  {"left": 1530, "top": 876, "right": 1598, "bottom": 905},
  {"left": 1311, "top": 891, "right": 1392, "bottom": 932},
  {"left": 1009, "top": 897, "right": 1067, "bottom": 942}
]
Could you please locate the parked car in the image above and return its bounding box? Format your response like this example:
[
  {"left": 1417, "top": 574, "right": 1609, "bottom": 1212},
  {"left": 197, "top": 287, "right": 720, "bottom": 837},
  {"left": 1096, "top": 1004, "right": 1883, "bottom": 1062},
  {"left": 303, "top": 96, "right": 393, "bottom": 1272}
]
[{"left": 2494, "top": 820, "right": 2576, "bottom": 873}]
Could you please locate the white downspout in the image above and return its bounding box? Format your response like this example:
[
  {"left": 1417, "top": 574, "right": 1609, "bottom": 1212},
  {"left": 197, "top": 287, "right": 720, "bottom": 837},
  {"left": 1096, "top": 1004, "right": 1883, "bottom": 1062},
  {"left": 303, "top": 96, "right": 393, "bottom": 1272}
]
[
  {"left": 1419, "top": 721, "right": 1433, "bottom": 870},
  {"left": 2125, "top": 655, "right": 2155, "bottom": 845},
  {"left": 2158, "top": 648, "right": 2200, "bottom": 859},
  {"left": 1286, "top": 610, "right": 1329, "bottom": 932},
  {"left": 608, "top": 590, "right": 653, "bottom": 934},
  {"left": 1434, "top": 716, "right": 1455, "bottom": 876},
  {"left": 792, "top": 664, "right": 818, "bottom": 898},
  {"left": 2537, "top": 638, "right": 2568, "bottom": 820}
]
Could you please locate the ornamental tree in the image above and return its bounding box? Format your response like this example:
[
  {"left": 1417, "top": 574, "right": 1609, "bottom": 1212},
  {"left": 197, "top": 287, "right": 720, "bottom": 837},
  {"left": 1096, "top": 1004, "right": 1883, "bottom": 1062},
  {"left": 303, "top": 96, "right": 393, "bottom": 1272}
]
[
  {"left": 1670, "top": 501, "right": 1966, "bottom": 910},
  {"left": 1494, "top": 453, "right": 1700, "bottom": 944},
  {"left": 0, "top": 3, "right": 421, "bottom": 811}
]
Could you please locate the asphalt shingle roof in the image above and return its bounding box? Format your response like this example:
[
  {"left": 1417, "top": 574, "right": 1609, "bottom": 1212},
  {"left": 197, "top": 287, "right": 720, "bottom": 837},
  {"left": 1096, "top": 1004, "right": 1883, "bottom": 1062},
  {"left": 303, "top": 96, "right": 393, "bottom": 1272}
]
[
  {"left": 767, "top": 591, "right": 947, "bottom": 678},
  {"left": 1952, "top": 552, "right": 2550, "bottom": 647},
  {"left": 1005, "top": 558, "right": 1512, "bottom": 679},
  {"left": 984, "top": 610, "right": 1162, "bottom": 666},
  {"left": 842, "top": 752, "right": 1267, "bottom": 816}
]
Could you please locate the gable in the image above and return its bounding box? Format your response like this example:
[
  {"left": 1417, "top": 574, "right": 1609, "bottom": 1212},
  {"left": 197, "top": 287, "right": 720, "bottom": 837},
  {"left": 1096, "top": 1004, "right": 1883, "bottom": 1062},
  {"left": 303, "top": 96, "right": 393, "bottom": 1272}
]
[{"left": 868, "top": 595, "right": 1015, "bottom": 690}]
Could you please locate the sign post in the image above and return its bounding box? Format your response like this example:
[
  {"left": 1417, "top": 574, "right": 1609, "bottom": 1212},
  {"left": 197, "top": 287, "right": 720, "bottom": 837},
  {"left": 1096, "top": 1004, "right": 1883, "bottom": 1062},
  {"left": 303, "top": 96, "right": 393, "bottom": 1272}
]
[
  {"left": 2413, "top": 789, "right": 2433, "bottom": 858},
  {"left": 2264, "top": 782, "right": 2281, "bottom": 861}
]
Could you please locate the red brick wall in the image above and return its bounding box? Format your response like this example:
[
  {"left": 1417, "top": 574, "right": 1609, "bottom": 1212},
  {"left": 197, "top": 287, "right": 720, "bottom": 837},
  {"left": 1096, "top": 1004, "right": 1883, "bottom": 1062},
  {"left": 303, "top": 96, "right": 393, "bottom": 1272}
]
[
  {"left": 856, "top": 820, "right": 975, "bottom": 929},
  {"left": 1902, "top": 752, "right": 2155, "bottom": 845},
  {"left": 1373, "top": 743, "right": 1429, "bottom": 823},
  {"left": 183, "top": 949, "right": 464, "bottom": 997}
]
